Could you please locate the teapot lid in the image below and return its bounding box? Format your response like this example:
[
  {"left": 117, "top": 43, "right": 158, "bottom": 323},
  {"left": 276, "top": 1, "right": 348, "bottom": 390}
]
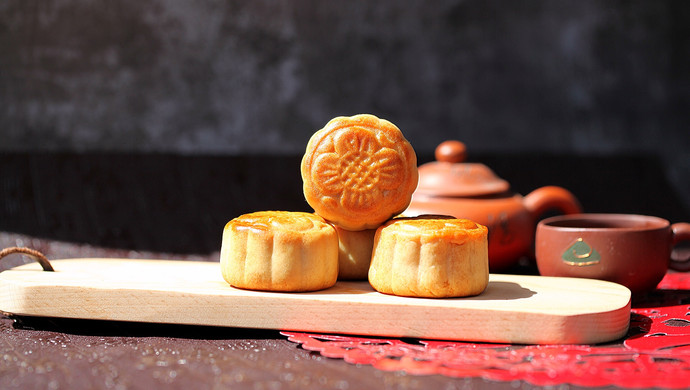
[{"left": 416, "top": 141, "right": 510, "bottom": 197}]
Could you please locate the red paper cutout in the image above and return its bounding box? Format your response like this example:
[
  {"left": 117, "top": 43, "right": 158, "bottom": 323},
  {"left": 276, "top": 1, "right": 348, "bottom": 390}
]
[{"left": 283, "top": 272, "right": 690, "bottom": 388}]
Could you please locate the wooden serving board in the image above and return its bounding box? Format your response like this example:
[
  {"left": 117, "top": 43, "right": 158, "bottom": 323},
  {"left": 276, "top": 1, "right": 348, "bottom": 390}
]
[{"left": 0, "top": 259, "right": 631, "bottom": 345}]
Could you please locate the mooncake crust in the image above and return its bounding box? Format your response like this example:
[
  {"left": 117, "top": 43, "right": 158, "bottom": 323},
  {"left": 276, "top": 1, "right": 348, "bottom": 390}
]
[
  {"left": 368, "top": 216, "right": 489, "bottom": 298},
  {"left": 335, "top": 226, "right": 377, "bottom": 280},
  {"left": 220, "top": 211, "right": 338, "bottom": 292},
  {"left": 301, "top": 114, "right": 418, "bottom": 231}
]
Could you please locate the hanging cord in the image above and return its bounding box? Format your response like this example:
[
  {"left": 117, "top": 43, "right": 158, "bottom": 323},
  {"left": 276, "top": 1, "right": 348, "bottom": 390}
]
[{"left": 0, "top": 247, "right": 54, "bottom": 271}]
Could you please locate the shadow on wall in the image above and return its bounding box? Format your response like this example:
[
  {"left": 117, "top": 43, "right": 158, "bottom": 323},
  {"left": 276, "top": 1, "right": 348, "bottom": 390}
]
[
  {"left": 475, "top": 153, "right": 690, "bottom": 224},
  {"left": 0, "top": 152, "right": 687, "bottom": 254}
]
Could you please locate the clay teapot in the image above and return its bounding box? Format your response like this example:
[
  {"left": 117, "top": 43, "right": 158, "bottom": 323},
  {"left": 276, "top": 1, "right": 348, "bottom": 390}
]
[{"left": 405, "top": 140, "right": 583, "bottom": 271}]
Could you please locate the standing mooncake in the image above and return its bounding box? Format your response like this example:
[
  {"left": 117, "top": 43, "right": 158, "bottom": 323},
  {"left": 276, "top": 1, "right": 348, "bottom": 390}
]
[{"left": 301, "top": 114, "right": 418, "bottom": 231}]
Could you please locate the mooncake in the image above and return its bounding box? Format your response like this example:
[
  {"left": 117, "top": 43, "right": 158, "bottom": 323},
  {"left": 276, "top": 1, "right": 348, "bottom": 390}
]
[
  {"left": 334, "top": 225, "right": 377, "bottom": 280},
  {"left": 220, "top": 211, "right": 338, "bottom": 292},
  {"left": 301, "top": 114, "right": 418, "bottom": 231},
  {"left": 368, "top": 216, "right": 489, "bottom": 298}
]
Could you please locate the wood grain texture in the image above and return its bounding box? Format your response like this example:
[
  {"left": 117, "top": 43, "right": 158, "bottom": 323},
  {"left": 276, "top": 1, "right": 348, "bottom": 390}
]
[{"left": 0, "top": 259, "right": 631, "bottom": 345}]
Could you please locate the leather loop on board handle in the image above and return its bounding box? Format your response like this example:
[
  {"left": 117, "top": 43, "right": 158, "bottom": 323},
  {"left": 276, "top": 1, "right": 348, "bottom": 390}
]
[
  {"left": 670, "top": 223, "right": 690, "bottom": 272},
  {"left": 0, "top": 247, "right": 54, "bottom": 272}
]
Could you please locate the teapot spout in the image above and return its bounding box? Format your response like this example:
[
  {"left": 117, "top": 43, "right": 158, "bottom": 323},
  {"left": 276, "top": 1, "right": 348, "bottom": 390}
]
[{"left": 524, "top": 186, "right": 582, "bottom": 220}]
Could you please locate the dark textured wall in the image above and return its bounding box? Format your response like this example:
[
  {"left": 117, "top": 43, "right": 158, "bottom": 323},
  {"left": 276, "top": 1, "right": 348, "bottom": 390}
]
[{"left": 1, "top": 1, "right": 689, "bottom": 211}]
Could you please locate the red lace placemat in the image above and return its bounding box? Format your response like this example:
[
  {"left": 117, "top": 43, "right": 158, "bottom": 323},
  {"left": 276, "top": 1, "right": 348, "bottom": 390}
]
[{"left": 283, "top": 273, "right": 690, "bottom": 388}]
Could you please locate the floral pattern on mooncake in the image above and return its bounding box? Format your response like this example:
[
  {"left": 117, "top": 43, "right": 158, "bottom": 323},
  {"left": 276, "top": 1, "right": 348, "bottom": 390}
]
[{"left": 301, "top": 114, "right": 418, "bottom": 231}]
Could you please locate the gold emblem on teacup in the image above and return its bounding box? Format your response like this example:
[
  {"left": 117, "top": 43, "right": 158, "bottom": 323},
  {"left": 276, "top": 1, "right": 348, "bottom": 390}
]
[{"left": 562, "top": 238, "right": 601, "bottom": 266}]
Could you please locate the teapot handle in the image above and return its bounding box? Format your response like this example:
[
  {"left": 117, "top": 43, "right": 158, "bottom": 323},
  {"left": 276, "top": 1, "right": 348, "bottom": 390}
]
[{"left": 524, "top": 186, "right": 582, "bottom": 221}]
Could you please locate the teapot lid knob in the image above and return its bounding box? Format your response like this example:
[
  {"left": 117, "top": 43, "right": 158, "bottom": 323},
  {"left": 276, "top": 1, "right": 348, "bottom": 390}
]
[
  {"left": 417, "top": 140, "right": 510, "bottom": 197},
  {"left": 435, "top": 140, "right": 466, "bottom": 163}
]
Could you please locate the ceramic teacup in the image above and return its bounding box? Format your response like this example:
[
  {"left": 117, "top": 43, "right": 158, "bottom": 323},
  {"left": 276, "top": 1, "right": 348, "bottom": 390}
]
[{"left": 535, "top": 214, "right": 690, "bottom": 293}]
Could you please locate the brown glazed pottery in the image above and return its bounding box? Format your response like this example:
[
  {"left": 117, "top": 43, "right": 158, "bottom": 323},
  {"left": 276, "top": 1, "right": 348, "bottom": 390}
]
[
  {"left": 405, "top": 140, "right": 582, "bottom": 271},
  {"left": 536, "top": 214, "right": 690, "bottom": 293}
]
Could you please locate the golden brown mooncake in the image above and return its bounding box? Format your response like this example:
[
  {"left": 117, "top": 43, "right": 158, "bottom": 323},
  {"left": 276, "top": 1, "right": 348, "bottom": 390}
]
[
  {"left": 368, "top": 216, "right": 489, "bottom": 298},
  {"left": 220, "top": 211, "right": 338, "bottom": 292},
  {"left": 335, "top": 226, "right": 377, "bottom": 280},
  {"left": 301, "top": 114, "right": 418, "bottom": 231}
]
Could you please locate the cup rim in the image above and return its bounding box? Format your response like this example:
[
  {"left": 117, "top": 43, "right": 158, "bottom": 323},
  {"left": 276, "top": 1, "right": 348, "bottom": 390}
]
[{"left": 538, "top": 213, "right": 669, "bottom": 231}]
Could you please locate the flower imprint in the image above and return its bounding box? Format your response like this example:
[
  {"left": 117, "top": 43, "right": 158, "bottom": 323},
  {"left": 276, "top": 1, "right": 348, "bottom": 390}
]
[
  {"left": 301, "top": 114, "right": 418, "bottom": 230},
  {"left": 312, "top": 128, "right": 404, "bottom": 211}
]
